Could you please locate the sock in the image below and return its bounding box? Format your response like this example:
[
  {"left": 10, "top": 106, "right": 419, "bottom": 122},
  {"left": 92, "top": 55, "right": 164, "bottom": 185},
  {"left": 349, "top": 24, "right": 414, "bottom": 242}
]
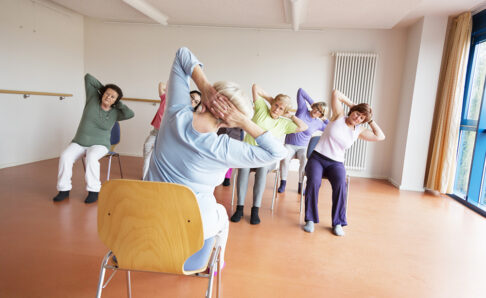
[
  {"left": 53, "top": 190, "right": 70, "bottom": 202},
  {"left": 277, "top": 180, "right": 287, "bottom": 193},
  {"left": 84, "top": 191, "right": 99, "bottom": 204},
  {"left": 222, "top": 178, "right": 230, "bottom": 186},
  {"left": 230, "top": 205, "right": 244, "bottom": 222},
  {"left": 303, "top": 221, "right": 314, "bottom": 233},
  {"left": 297, "top": 182, "right": 303, "bottom": 194},
  {"left": 250, "top": 206, "right": 260, "bottom": 225}
]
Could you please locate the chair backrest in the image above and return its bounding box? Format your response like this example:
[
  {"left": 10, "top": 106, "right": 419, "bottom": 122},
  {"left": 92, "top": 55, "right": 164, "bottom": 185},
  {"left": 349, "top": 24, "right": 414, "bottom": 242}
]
[
  {"left": 306, "top": 136, "right": 321, "bottom": 159},
  {"left": 98, "top": 179, "right": 205, "bottom": 275},
  {"left": 110, "top": 122, "right": 121, "bottom": 151}
]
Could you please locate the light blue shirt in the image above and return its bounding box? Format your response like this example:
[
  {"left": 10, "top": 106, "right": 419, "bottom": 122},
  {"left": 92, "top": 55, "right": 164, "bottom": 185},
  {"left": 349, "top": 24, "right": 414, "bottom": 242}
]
[{"left": 146, "top": 47, "right": 287, "bottom": 238}]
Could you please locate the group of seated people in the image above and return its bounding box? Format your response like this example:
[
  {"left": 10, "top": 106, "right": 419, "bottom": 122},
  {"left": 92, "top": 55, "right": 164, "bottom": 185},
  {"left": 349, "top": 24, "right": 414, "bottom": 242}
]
[{"left": 52, "top": 47, "right": 385, "bottom": 267}]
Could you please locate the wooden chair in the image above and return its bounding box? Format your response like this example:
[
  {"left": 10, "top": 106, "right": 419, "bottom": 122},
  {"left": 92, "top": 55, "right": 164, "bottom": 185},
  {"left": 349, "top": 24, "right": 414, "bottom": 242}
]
[
  {"left": 230, "top": 165, "right": 280, "bottom": 211},
  {"left": 96, "top": 179, "right": 221, "bottom": 298},
  {"left": 299, "top": 136, "right": 350, "bottom": 221}
]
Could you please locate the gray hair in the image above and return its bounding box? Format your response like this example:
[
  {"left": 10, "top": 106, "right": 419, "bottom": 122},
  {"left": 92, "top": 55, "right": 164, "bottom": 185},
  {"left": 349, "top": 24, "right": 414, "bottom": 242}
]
[{"left": 213, "top": 81, "right": 254, "bottom": 119}]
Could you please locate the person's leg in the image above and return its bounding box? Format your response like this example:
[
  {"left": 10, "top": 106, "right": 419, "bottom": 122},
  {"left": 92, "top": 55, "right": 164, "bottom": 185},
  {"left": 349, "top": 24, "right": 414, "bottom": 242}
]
[
  {"left": 142, "top": 129, "right": 157, "bottom": 179},
  {"left": 326, "top": 163, "right": 348, "bottom": 231},
  {"left": 214, "top": 204, "right": 229, "bottom": 269},
  {"left": 295, "top": 146, "right": 307, "bottom": 194},
  {"left": 304, "top": 153, "right": 325, "bottom": 230},
  {"left": 55, "top": 143, "right": 86, "bottom": 201},
  {"left": 231, "top": 168, "right": 250, "bottom": 222},
  {"left": 251, "top": 165, "right": 273, "bottom": 224},
  {"left": 278, "top": 145, "right": 296, "bottom": 193},
  {"left": 222, "top": 168, "right": 232, "bottom": 186},
  {"left": 84, "top": 145, "right": 109, "bottom": 203}
]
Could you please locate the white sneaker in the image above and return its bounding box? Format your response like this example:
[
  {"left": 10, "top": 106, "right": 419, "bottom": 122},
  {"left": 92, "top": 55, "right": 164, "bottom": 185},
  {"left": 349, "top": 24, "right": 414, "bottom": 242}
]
[
  {"left": 303, "top": 221, "right": 314, "bottom": 233},
  {"left": 332, "top": 224, "right": 345, "bottom": 236}
]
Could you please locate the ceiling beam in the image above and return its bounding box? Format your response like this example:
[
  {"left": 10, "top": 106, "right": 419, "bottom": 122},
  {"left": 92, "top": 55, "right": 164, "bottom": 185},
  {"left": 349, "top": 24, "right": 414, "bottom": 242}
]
[
  {"left": 283, "top": 0, "right": 307, "bottom": 31},
  {"left": 122, "top": 0, "right": 168, "bottom": 25}
]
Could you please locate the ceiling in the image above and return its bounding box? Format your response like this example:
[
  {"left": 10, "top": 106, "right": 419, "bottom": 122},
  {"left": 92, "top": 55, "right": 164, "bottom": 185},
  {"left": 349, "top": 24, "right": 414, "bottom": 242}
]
[{"left": 49, "top": 0, "right": 486, "bottom": 30}]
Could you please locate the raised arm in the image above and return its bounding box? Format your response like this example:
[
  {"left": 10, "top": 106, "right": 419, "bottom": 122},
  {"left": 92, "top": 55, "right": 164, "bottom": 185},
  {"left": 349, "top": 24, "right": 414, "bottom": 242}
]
[
  {"left": 166, "top": 47, "right": 219, "bottom": 110},
  {"left": 296, "top": 88, "right": 314, "bottom": 114},
  {"left": 158, "top": 82, "right": 166, "bottom": 97},
  {"left": 287, "top": 113, "right": 308, "bottom": 132},
  {"left": 252, "top": 83, "right": 273, "bottom": 103},
  {"left": 115, "top": 101, "right": 135, "bottom": 121},
  {"left": 358, "top": 119, "right": 386, "bottom": 142},
  {"left": 84, "top": 73, "right": 104, "bottom": 105},
  {"left": 331, "top": 89, "right": 354, "bottom": 121}
]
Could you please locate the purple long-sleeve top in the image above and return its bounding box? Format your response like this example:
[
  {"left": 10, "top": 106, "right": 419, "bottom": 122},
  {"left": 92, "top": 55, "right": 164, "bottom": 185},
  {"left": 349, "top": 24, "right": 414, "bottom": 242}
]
[{"left": 284, "top": 88, "right": 329, "bottom": 147}]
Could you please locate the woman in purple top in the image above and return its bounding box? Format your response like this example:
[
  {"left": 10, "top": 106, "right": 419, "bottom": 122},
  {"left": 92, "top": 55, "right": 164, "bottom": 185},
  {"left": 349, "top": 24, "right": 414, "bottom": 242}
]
[{"left": 278, "top": 88, "right": 329, "bottom": 194}]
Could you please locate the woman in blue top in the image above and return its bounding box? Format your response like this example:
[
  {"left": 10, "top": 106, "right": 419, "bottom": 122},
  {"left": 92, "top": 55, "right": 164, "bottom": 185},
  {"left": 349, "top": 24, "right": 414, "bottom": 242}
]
[
  {"left": 145, "top": 47, "right": 287, "bottom": 268},
  {"left": 278, "top": 88, "right": 329, "bottom": 194}
]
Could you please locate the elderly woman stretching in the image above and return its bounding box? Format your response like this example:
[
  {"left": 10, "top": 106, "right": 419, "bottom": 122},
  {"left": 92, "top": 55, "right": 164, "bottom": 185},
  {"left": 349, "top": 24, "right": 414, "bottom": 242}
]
[
  {"left": 53, "top": 74, "right": 134, "bottom": 204},
  {"left": 145, "top": 47, "right": 287, "bottom": 268},
  {"left": 278, "top": 88, "right": 329, "bottom": 194},
  {"left": 303, "top": 90, "right": 385, "bottom": 236}
]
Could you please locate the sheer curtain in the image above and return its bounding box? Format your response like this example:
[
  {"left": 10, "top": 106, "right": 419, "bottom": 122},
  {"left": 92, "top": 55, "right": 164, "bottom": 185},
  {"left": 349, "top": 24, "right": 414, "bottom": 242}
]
[{"left": 426, "top": 12, "right": 472, "bottom": 193}]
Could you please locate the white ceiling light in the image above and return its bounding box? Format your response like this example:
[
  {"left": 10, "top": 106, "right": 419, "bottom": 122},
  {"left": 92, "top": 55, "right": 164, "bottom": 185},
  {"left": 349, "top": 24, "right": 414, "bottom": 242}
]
[{"left": 122, "top": 0, "right": 168, "bottom": 25}]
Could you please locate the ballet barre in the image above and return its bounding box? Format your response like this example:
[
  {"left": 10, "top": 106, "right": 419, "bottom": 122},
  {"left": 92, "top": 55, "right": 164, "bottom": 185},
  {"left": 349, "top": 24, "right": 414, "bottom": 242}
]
[
  {"left": 123, "top": 97, "right": 160, "bottom": 106},
  {"left": 0, "top": 89, "right": 72, "bottom": 100}
]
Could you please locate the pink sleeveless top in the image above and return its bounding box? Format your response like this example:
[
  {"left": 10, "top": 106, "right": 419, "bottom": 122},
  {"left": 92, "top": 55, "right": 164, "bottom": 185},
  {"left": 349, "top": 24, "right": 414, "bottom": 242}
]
[{"left": 314, "top": 116, "right": 361, "bottom": 162}]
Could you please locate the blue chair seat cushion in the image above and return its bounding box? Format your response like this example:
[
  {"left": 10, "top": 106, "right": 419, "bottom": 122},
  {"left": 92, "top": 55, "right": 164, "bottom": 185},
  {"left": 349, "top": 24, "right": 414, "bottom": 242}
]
[{"left": 183, "top": 237, "right": 216, "bottom": 272}]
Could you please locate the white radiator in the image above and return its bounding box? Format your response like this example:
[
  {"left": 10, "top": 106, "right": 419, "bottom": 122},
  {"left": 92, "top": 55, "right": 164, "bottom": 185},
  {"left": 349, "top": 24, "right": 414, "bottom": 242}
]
[{"left": 332, "top": 52, "right": 378, "bottom": 171}]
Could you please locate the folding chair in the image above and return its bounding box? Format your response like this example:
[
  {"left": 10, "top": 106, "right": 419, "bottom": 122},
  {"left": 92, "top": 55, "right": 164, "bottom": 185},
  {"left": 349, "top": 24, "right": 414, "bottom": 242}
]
[
  {"left": 299, "top": 136, "right": 350, "bottom": 221},
  {"left": 96, "top": 179, "right": 221, "bottom": 298},
  {"left": 82, "top": 121, "right": 123, "bottom": 180}
]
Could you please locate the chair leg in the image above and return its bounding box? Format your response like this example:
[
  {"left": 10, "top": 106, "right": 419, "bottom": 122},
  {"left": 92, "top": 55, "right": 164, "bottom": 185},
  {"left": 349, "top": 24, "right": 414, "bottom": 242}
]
[
  {"left": 206, "top": 246, "right": 221, "bottom": 298},
  {"left": 126, "top": 271, "right": 132, "bottom": 298},
  {"left": 300, "top": 176, "right": 306, "bottom": 218},
  {"left": 107, "top": 156, "right": 112, "bottom": 181},
  {"left": 271, "top": 170, "right": 279, "bottom": 211},
  {"left": 117, "top": 154, "right": 123, "bottom": 179},
  {"left": 96, "top": 251, "right": 113, "bottom": 298},
  {"left": 231, "top": 169, "right": 238, "bottom": 207},
  {"left": 216, "top": 250, "right": 221, "bottom": 298}
]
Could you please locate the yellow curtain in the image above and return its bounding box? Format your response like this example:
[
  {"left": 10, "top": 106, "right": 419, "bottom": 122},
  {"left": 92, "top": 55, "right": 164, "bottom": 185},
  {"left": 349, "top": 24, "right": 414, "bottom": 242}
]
[{"left": 426, "top": 12, "right": 472, "bottom": 193}]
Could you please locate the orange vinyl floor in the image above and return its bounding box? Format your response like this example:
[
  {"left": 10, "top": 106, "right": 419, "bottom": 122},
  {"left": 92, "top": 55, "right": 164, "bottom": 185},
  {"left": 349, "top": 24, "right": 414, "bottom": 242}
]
[{"left": 1, "top": 156, "right": 486, "bottom": 298}]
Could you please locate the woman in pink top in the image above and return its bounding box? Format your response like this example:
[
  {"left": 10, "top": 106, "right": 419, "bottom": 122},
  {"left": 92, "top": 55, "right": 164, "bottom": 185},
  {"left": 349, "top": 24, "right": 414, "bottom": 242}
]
[
  {"left": 303, "top": 90, "right": 385, "bottom": 236},
  {"left": 142, "top": 82, "right": 201, "bottom": 178}
]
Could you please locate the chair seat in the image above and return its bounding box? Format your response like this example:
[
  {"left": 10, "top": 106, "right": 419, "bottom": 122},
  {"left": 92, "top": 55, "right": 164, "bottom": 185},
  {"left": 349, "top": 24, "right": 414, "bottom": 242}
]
[{"left": 183, "top": 237, "right": 216, "bottom": 273}]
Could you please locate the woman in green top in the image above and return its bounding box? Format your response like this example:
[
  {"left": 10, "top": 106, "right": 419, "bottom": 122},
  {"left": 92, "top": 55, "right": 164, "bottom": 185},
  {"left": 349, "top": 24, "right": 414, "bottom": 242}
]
[
  {"left": 53, "top": 74, "right": 134, "bottom": 204},
  {"left": 231, "top": 84, "right": 308, "bottom": 224}
]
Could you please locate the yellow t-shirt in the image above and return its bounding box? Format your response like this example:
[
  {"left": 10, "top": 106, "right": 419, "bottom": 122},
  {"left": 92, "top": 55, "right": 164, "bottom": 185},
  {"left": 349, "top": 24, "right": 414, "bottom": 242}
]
[{"left": 244, "top": 98, "right": 298, "bottom": 146}]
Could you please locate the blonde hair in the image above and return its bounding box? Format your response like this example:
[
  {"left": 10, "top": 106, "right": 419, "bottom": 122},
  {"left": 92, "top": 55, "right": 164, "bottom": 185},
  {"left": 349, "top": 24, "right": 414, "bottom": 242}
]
[
  {"left": 213, "top": 81, "right": 254, "bottom": 119},
  {"left": 311, "top": 102, "right": 329, "bottom": 119},
  {"left": 273, "top": 94, "right": 292, "bottom": 113}
]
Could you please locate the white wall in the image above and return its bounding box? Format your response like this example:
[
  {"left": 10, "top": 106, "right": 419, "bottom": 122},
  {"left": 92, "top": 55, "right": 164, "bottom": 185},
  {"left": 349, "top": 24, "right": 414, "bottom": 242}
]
[
  {"left": 84, "top": 19, "right": 407, "bottom": 178},
  {"left": 0, "top": 0, "right": 84, "bottom": 168},
  {"left": 390, "top": 16, "right": 448, "bottom": 191},
  {"left": 0, "top": 3, "right": 449, "bottom": 187}
]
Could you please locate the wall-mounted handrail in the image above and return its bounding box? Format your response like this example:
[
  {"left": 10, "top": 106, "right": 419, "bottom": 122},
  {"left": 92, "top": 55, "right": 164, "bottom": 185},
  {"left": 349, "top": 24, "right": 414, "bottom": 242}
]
[
  {"left": 123, "top": 97, "right": 160, "bottom": 104},
  {"left": 0, "top": 89, "right": 72, "bottom": 100}
]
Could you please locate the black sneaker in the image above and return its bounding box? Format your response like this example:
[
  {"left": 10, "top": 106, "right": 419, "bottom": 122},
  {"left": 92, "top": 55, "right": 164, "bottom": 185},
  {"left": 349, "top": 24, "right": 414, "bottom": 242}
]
[
  {"left": 53, "top": 191, "right": 69, "bottom": 202},
  {"left": 84, "top": 191, "right": 98, "bottom": 204}
]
